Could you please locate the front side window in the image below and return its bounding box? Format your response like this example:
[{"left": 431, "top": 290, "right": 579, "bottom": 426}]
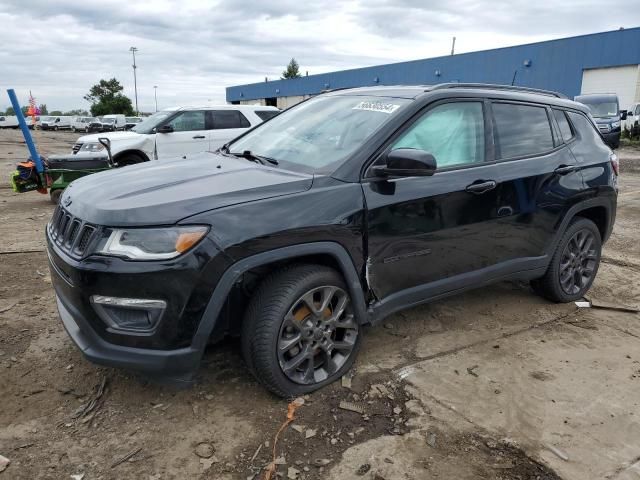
[
  {"left": 167, "top": 111, "right": 206, "bottom": 132},
  {"left": 228, "top": 95, "right": 411, "bottom": 173},
  {"left": 391, "top": 102, "right": 485, "bottom": 168},
  {"left": 493, "top": 103, "right": 554, "bottom": 159},
  {"left": 212, "top": 110, "right": 250, "bottom": 129},
  {"left": 553, "top": 109, "right": 574, "bottom": 142}
]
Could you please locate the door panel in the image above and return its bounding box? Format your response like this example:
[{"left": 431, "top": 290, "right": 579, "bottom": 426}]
[{"left": 155, "top": 110, "right": 208, "bottom": 158}]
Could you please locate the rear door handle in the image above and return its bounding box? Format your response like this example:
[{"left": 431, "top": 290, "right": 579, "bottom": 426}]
[
  {"left": 465, "top": 180, "right": 497, "bottom": 194},
  {"left": 192, "top": 135, "right": 206, "bottom": 139},
  {"left": 554, "top": 164, "right": 576, "bottom": 175}
]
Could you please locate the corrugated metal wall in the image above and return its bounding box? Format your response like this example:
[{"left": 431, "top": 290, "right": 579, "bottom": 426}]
[{"left": 226, "top": 27, "right": 640, "bottom": 103}]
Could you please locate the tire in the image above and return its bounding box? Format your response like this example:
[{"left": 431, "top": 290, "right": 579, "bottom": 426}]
[
  {"left": 115, "top": 153, "right": 144, "bottom": 167},
  {"left": 71, "top": 126, "right": 76, "bottom": 132},
  {"left": 53, "top": 125, "right": 58, "bottom": 131},
  {"left": 241, "top": 264, "right": 362, "bottom": 397},
  {"left": 85, "top": 127, "right": 90, "bottom": 133},
  {"left": 50, "top": 189, "right": 63, "bottom": 204},
  {"left": 531, "top": 217, "right": 602, "bottom": 302}
]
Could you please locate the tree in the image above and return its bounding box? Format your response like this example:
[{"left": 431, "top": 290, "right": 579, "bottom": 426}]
[
  {"left": 5, "top": 106, "right": 14, "bottom": 116},
  {"left": 50, "top": 110, "right": 63, "bottom": 116},
  {"left": 64, "top": 109, "right": 89, "bottom": 116},
  {"left": 281, "top": 58, "right": 301, "bottom": 79},
  {"left": 39, "top": 104, "right": 48, "bottom": 115},
  {"left": 84, "top": 78, "right": 134, "bottom": 116}
]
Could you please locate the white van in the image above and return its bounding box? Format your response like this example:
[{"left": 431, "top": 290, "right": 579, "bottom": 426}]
[
  {"left": 41, "top": 116, "right": 72, "bottom": 131},
  {"left": 102, "top": 114, "right": 126, "bottom": 131},
  {"left": 625, "top": 103, "right": 640, "bottom": 131},
  {"left": 71, "top": 105, "right": 280, "bottom": 165},
  {"left": 71, "top": 116, "right": 98, "bottom": 133},
  {"left": 0, "top": 116, "right": 18, "bottom": 128}
]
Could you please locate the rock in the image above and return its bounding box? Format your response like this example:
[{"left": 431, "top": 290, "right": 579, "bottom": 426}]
[
  {"left": 393, "top": 407, "right": 402, "bottom": 415},
  {"left": 368, "top": 384, "right": 390, "bottom": 398},
  {"left": 287, "top": 466, "right": 300, "bottom": 479},
  {"left": 200, "top": 457, "right": 219, "bottom": 470},
  {"left": 341, "top": 375, "right": 352, "bottom": 389},
  {"left": 0, "top": 455, "right": 9, "bottom": 472},
  {"left": 384, "top": 323, "right": 394, "bottom": 329},
  {"left": 404, "top": 399, "right": 424, "bottom": 416},
  {"left": 274, "top": 456, "right": 286, "bottom": 465},
  {"left": 194, "top": 442, "right": 215, "bottom": 459},
  {"left": 70, "top": 475, "right": 84, "bottom": 480},
  {"left": 330, "top": 438, "right": 337, "bottom": 445},
  {"left": 356, "top": 463, "right": 371, "bottom": 475},
  {"left": 314, "top": 458, "right": 331, "bottom": 467},
  {"left": 291, "top": 424, "right": 305, "bottom": 433},
  {"left": 303, "top": 466, "right": 310, "bottom": 472},
  {"left": 305, "top": 429, "right": 317, "bottom": 439},
  {"left": 426, "top": 431, "right": 437, "bottom": 448}
]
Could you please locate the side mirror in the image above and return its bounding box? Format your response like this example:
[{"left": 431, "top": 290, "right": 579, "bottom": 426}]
[
  {"left": 373, "top": 148, "right": 437, "bottom": 178},
  {"left": 157, "top": 124, "right": 174, "bottom": 134},
  {"left": 620, "top": 110, "right": 628, "bottom": 121}
]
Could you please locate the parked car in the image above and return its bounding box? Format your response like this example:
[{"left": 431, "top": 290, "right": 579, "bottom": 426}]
[
  {"left": 624, "top": 102, "right": 640, "bottom": 131},
  {"left": 48, "top": 84, "right": 617, "bottom": 396},
  {"left": 574, "top": 94, "right": 626, "bottom": 149},
  {"left": 71, "top": 116, "right": 98, "bottom": 133},
  {"left": 70, "top": 105, "right": 280, "bottom": 165},
  {"left": 41, "top": 116, "right": 72, "bottom": 131},
  {"left": 98, "top": 117, "right": 118, "bottom": 132},
  {"left": 124, "top": 116, "right": 143, "bottom": 130},
  {"left": 101, "top": 114, "right": 126, "bottom": 131}
]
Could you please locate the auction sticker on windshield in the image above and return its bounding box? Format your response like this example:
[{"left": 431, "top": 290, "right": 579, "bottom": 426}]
[{"left": 352, "top": 101, "right": 400, "bottom": 114}]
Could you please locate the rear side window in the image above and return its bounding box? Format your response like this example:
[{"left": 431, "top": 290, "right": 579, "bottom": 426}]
[
  {"left": 255, "top": 110, "right": 280, "bottom": 121},
  {"left": 212, "top": 110, "right": 250, "bottom": 129},
  {"left": 392, "top": 101, "right": 485, "bottom": 169},
  {"left": 567, "top": 111, "right": 603, "bottom": 144},
  {"left": 553, "top": 109, "right": 574, "bottom": 142},
  {"left": 492, "top": 103, "right": 554, "bottom": 159}
]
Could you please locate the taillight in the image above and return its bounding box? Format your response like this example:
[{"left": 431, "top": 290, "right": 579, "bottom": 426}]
[{"left": 610, "top": 153, "right": 619, "bottom": 176}]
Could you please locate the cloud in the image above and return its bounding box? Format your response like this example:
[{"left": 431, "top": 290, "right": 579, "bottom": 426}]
[{"left": 0, "top": 0, "right": 638, "bottom": 111}]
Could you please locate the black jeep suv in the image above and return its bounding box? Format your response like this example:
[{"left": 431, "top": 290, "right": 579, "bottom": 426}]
[{"left": 47, "top": 84, "right": 618, "bottom": 397}]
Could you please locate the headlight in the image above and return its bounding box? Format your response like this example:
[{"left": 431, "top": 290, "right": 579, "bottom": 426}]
[
  {"left": 97, "top": 226, "right": 209, "bottom": 260},
  {"left": 80, "top": 142, "right": 105, "bottom": 152},
  {"left": 611, "top": 121, "right": 621, "bottom": 129}
]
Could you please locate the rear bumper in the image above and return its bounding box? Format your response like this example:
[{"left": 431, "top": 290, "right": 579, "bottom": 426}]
[{"left": 55, "top": 293, "right": 201, "bottom": 384}]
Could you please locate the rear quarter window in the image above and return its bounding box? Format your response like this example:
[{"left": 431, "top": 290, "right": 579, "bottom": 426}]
[
  {"left": 553, "top": 109, "right": 574, "bottom": 142},
  {"left": 255, "top": 110, "right": 280, "bottom": 121},
  {"left": 492, "top": 103, "right": 554, "bottom": 159},
  {"left": 212, "top": 110, "right": 250, "bottom": 129},
  {"left": 567, "top": 111, "right": 603, "bottom": 144}
]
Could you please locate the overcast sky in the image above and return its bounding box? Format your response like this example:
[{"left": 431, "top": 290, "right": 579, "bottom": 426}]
[{"left": 1, "top": 0, "right": 638, "bottom": 112}]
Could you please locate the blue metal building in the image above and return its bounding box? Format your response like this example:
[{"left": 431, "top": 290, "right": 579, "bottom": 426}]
[{"left": 226, "top": 27, "right": 640, "bottom": 108}]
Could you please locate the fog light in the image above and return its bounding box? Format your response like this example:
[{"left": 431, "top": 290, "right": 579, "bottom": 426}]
[{"left": 90, "top": 295, "right": 166, "bottom": 333}]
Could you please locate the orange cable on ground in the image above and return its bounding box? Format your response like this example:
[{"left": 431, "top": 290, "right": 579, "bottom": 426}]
[{"left": 263, "top": 397, "right": 305, "bottom": 480}]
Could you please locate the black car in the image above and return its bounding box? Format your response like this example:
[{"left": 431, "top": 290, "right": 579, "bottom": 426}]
[
  {"left": 47, "top": 84, "right": 618, "bottom": 397},
  {"left": 574, "top": 93, "right": 626, "bottom": 149}
]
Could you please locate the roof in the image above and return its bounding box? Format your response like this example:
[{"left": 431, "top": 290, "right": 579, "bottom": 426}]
[{"left": 165, "top": 105, "right": 280, "bottom": 111}]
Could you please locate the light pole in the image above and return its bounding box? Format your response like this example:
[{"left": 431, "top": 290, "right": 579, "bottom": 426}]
[
  {"left": 154, "top": 85, "right": 158, "bottom": 112},
  {"left": 129, "top": 46, "right": 139, "bottom": 115}
]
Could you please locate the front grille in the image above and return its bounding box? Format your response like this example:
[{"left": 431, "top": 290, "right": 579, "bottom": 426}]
[
  {"left": 598, "top": 124, "right": 611, "bottom": 133},
  {"left": 49, "top": 206, "right": 99, "bottom": 258},
  {"left": 72, "top": 143, "right": 83, "bottom": 154}
]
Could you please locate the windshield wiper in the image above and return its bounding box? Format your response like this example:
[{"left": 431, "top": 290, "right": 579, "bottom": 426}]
[{"left": 229, "top": 150, "right": 279, "bottom": 166}]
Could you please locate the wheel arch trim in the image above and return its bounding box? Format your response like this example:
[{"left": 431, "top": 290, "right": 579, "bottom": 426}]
[{"left": 191, "top": 242, "right": 367, "bottom": 354}]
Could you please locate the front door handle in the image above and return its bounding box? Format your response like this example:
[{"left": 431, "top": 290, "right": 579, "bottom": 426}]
[
  {"left": 192, "top": 135, "right": 206, "bottom": 139},
  {"left": 466, "top": 180, "right": 497, "bottom": 194},
  {"left": 554, "top": 164, "right": 576, "bottom": 175}
]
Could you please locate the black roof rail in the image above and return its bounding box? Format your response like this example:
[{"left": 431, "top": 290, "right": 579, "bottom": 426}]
[{"left": 428, "top": 83, "right": 567, "bottom": 99}]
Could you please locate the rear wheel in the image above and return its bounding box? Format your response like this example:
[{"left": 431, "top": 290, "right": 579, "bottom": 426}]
[
  {"left": 50, "top": 189, "right": 63, "bottom": 204},
  {"left": 241, "top": 264, "right": 362, "bottom": 397},
  {"left": 115, "top": 153, "right": 145, "bottom": 167},
  {"left": 531, "top": 217, "right": 602, "bottom": 302}
]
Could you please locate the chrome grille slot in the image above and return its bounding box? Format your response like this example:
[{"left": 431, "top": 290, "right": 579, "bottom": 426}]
[
  {"left": 48, "top": 206, "right": 99, "bottom": 258},
  {"left": 72, "top": 143, "right": 83, "bottom": 154}
]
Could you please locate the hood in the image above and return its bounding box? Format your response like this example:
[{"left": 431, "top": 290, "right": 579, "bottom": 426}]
[
  {"left": 77, "top": 131, "right": 140, "bottom": 143},
  {"left": 61, "top": 152, "right": 313, "bottom": 226}
]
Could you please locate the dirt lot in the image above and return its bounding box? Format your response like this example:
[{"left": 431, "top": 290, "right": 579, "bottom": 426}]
[{"left": 1, "top": 128, "right": 639, "bottom": 480}]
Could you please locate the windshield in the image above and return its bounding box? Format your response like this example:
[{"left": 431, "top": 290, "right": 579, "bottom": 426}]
[
  {"left": 103, "top": 118, "right": 116, "bottom": 123},
  {"left": 40, "top": 116, "right": 53, "bottom": 122},
  {"left": 228, "top": 95, "right": 411, "bottom": 173},
  {"left": 132, "top": 111, "right": 174, "bottom": 134},
  {"left": 578, "top": 99, "right": 619, "bottom": 118},
  {"left": 126, "top": 117, "right": 141, "bottom": 123}
]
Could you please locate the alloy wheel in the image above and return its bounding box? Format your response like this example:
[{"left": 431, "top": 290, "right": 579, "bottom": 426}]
[
  {"left": 277, "top": 286, "right": 358, "bottom": 385},
  {"left": 559, "top": 228, "right": 598, "bottom": 295}
]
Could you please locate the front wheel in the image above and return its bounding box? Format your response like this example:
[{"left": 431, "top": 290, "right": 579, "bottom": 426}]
[
  {"left": 71, "top": 126, "right": 76, "bottom": 132},
  {"left": 53, "top": 126, "right": 59, "bottom": 131},
  {"left": 241, "top": 264, "right": 362, "bottom": 397},
  {"left": 531, "top": 217, "right": 602, "bottom": 302}
]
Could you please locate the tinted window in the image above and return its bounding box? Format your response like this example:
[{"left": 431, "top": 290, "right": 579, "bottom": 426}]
[
  {"left": 167, "top": 111, "right": 206, "bottom": 132},
  {"left": 392, "top": 102, "right": 485, "bottom": 168},
  {"left": 493, "top": 103, "right": 554, "bottom": 158},
  {"left": 553, "top": 109, "right": 574, "bottom": 142},
  {"left": 255, "top": 110, "right": 280, "bottom": 121},
  {"left": 567, "top": 111, "right": 603, "bottom": 144},
  {"left": 212, "top": 110, "right": 250, "bottom": 129},
  {"left": 635, "top": 105, "right": 640, "bottom": 116}
]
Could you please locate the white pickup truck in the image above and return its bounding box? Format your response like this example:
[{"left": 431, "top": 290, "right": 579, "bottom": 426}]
[{"left": 71, "top": 105, "right": 280, "bottom": 165}]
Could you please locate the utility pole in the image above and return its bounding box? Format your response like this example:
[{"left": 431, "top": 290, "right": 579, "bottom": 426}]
[
  {"left": 153, "top": 85, "right": 158, "bottom": 112},
  {"left": 450, "top": 36, "right": 456, "bottom": 56},
  {"left": 130, "top": 46, "right": 139, "bottom": 115}
]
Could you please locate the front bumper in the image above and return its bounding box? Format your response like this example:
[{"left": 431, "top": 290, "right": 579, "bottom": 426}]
[
  {"left": 46, "top": 229, "right": 230, "bottom": 382},
  {"left": 601, "top": 130, "right": 621, "bottom": 147}
]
